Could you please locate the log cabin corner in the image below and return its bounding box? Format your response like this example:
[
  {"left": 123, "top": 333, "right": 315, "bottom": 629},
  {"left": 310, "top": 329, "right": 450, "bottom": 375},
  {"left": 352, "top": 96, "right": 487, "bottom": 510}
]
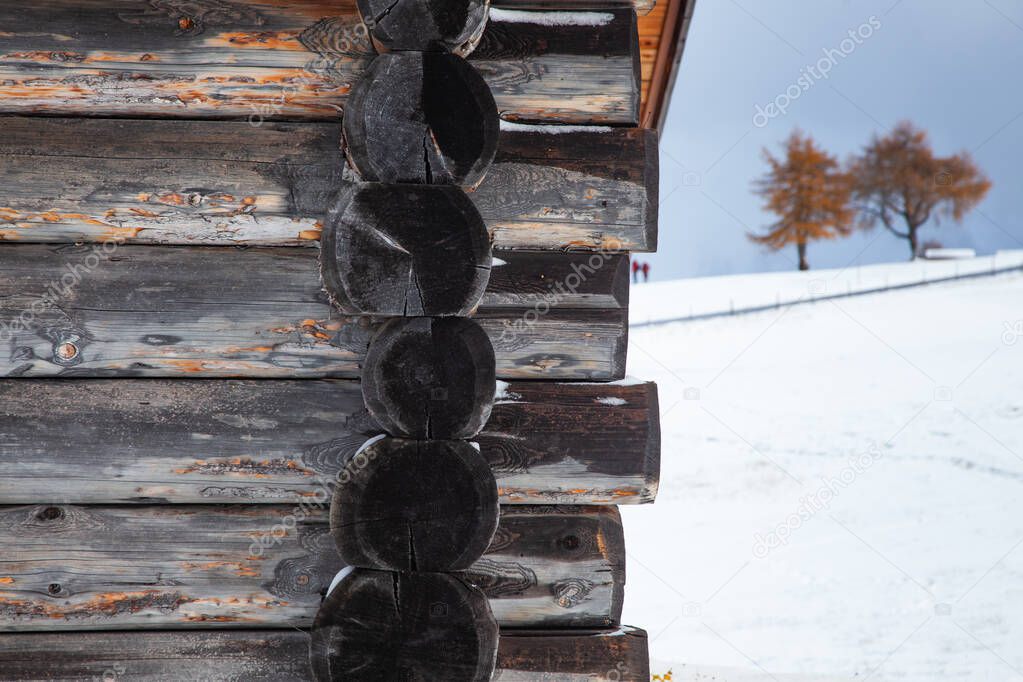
[{"left": 0, "top": 0, "right": 697, "bottom": 679}]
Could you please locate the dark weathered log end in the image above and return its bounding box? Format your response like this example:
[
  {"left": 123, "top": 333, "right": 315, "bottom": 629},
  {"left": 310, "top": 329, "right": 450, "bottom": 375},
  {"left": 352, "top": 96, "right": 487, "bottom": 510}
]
[
  {"left": 612, "top": 311, "right": 630, "bottom": 381},
  {"left": 363, "top": 317, "right": 496, "bottom": 439},
  {"left": 358, "top": 0, "right": 491, "bottom": 55},
  {"left": 320, "top": 183, "right": 493, "bottom": 317},
  {"left": 643, "top": 127, "right": 661, "bottom": 252},
  {"left": 311, "top": 569, "right": 499, "bottom": 681},
  {"left": 642, "top": 381, "right": 662, "bottom": 503},
  {"left": 330, "top": 438, "right": 499, "bottom": 572},
  {"left": 343, "top": 52, "right": 500, "bottom": 186}
]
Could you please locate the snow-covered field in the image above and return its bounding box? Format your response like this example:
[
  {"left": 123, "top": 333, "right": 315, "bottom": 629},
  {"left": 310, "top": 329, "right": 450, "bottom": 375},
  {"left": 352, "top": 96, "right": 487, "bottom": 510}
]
[
  {"left": 621, "top": 267, "right": 1023, "bottom": 680},
  {"left": 630, "top": 250, "right": 1023, "bottom": 326}
]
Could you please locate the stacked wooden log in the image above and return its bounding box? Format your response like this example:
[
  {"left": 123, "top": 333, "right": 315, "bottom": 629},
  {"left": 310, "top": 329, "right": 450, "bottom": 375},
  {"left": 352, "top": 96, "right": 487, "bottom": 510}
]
[{"left": 0, "top": 0, "right": 661, "bottom": 679}]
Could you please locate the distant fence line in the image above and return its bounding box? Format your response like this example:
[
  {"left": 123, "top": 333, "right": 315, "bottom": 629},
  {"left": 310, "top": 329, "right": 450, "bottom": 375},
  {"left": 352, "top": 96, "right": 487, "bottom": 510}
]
[{"left": 631, "top": 253, "right": 1023, "bottom": 329}]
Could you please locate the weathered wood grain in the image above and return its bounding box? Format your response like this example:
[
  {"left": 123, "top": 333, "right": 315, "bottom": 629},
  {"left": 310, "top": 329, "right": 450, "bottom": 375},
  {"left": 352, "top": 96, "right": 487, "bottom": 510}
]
[
  {"left": 311, "top": 569, "right": 499, "bottom": 681},
  {"left": 320, "top": 184, "right": 493, "bottom": 316},
  {"left": 0, "top": 244, "right": 628, "bottom": 379},
  {"left": 0, "top": 504, "right": 625, "bottom": 630},
  {"left": 362, "top": 318, "right": 497, "bottom": 439},
  {"left": 342, "top": 53, "right": 499, "bottom": 185},
  {"left": 358, "top": 0, "right": 490, "bottom": 54},
  {"left": 0, "top": 116, "right": 658, "bottom": 251},
  {"left": 0, "top": 379, "right": 659, "bottom": 505},
  {"left": 0, "top": 626, "right": 651, "bottom": 680},
  {"left": 330, "top": 439, "right": 500, "bottom": 571},
  {"left": 0, "top": 2, "right": 639, "bottom": 124}
]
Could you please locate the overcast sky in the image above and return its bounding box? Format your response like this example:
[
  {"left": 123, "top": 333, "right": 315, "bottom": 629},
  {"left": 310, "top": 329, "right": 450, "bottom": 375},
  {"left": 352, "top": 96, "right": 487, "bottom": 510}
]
[{"left": 648, "top": 0, "right": 1023, "bottom": 280}]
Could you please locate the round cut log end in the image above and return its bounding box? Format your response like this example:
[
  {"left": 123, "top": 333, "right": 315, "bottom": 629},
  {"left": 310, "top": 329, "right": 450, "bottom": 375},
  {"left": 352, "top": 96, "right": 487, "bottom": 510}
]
[
  {"left": 311, "top": 568, "right": 499, "bottom": 682},
  {"left": 342, "top": 52, "right": 499, "bottom": 186},
  {"left": 363, "top": 317, "right": 496, "bottom": 439},
  {"left": 357, "top": 0, "right": 490, "bottom": 55},
  {"left": 320, "top": 183, "right": 492, "bottom": 317},
  {"left": 330, "top": 438, "right": 499, "bottom": 572}
]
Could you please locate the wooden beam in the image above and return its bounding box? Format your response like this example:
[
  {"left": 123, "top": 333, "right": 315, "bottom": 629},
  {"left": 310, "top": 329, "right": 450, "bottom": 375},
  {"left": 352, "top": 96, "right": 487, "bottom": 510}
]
[
  {"left": 0, "top": 505, "right": 625, "bottom": 630},
  {"left": 0, "top": 117, "right": 657, "bottom": 252},
  {"left": 0, "top": 627, "right": 651, "bottom": 680},
  {"left": 0, "top": 379, "right": 659, "bottom": 505},
  {"left": 0, "top": 2, "right": 639, "bottom": 124},
  {"left": 0, "top": 244, "right": 629, "bottom": 380},
  {"left": 640, "top": 0, "right": 697, "bottom": 131}
]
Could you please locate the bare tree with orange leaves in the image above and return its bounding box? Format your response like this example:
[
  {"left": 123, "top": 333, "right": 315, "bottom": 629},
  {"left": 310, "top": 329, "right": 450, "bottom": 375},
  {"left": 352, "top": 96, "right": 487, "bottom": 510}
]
[
  {"left": 749, "top": 130, "right": 855, "bottom": 271},
  {"left": 850, "top": 121, "right": 992, "bottom": 258}
]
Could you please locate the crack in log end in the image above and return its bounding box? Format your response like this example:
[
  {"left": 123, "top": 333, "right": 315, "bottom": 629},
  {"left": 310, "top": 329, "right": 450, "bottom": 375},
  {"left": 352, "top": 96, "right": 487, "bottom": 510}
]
[{"left": 0, "top": 591, "right": 192, "bottom": 621}]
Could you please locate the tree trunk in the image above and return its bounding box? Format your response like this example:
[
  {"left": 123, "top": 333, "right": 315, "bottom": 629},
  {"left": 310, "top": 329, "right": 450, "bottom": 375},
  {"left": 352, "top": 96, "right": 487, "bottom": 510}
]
[
  {"left": 797, "top": 241, "right": 809, "bottom": 271},
  {"left": 908, "top": 224, "right": 920, "bottom": 259}
]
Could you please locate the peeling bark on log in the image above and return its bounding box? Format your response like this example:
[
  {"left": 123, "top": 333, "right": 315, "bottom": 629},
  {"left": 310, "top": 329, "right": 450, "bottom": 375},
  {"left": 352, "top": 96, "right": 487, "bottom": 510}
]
[
  {"left": 0, "top": 244, "right": 628, "bottom": 379},
  {"left": 0, "top": 505, "right": 625, "bottom": 630},
  {"left": 310, "top": 569, "right": 499, "bottom": 681},
  {"left": 0, "top": 379, "right": 659, "bottom": 505},
  {"left": 357, "top": 0, "right": 490, "bottom": 54},
  {"left": 0, "top": 116, "right": 658, "bottom": 252},
  {"left": 0, "top": 626, "right": 651, "bottom": 680},
  {"left": 330, "top": 439, "right": 500, "bottom": 571},
  {"left": 0, "top": 2, "right": 639, "bottom": 124},
  {"left": 320, "top": 184, "right": 493, "bottom": 316},
  {"left": 342, "top": 53, "right": 499, "bottom": 185}
]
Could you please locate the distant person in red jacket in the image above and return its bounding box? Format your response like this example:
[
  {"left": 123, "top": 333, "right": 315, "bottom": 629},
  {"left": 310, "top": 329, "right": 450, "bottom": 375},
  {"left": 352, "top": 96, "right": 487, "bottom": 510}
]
[
  {"left": 632, "top": 259, "right": 640, "bottom": 283},
  {"left": 641, "top": 262, "right": 650, "bottom": 283}
]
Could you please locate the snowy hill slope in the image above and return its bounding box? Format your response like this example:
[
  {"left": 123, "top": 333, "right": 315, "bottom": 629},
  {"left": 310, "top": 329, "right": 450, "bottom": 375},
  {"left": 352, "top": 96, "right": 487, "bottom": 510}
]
[
  {"left": 622, "top": 268, "right": 1023, "bottom": 681},
  {"left": 630, "top": 250, "right": 1023, "bottom": 326}
]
